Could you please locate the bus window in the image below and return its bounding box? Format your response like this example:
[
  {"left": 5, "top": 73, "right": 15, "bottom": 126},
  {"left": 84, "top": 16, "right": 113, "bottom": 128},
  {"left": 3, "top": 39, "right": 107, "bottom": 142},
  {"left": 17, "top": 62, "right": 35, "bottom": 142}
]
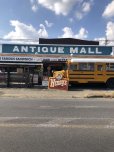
[
  {"left": 79, "top": 63, "right": 87, "bottom": 70},
  {"left": 97, "top": 65, "right": 103, "bottom": 71},
  {"left": 69, "top": 64, "right": 77, "bottom": 71},
  {"left": 88, "top": 63, "right": 94, "bottom": 71},
  {"left": 79, "top": 63, "right": 94, "bottom": 71},
  {"left": 106, "top": 63, "right": 114, "bottom": 71}
]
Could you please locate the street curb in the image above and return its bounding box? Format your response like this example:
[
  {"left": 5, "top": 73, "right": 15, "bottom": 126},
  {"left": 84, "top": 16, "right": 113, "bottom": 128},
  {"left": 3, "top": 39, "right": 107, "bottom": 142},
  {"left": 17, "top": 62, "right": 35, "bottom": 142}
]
[{"left": 0, "top": 88, "right": 114, "bottom": 99}]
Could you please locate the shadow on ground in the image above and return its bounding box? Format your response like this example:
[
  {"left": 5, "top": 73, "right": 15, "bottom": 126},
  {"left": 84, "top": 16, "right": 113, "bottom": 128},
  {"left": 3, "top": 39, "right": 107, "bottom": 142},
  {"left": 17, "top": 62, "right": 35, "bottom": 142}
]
[{"left": 68, "top": 83, "right": 113, "bottom": 91}]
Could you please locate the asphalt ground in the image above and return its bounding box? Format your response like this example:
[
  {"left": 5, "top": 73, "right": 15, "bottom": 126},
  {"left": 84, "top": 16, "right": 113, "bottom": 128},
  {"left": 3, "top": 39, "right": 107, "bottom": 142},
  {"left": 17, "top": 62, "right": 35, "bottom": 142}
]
[{"left": 0, "top": 98, "right": 114, "bottom": 152}]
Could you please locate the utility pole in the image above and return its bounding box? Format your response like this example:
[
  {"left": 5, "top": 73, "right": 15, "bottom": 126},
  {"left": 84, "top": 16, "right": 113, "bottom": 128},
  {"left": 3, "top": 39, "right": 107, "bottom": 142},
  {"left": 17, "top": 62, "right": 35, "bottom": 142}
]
[{"left": 105, "top": 36, "right": 108, "bottom": 46}]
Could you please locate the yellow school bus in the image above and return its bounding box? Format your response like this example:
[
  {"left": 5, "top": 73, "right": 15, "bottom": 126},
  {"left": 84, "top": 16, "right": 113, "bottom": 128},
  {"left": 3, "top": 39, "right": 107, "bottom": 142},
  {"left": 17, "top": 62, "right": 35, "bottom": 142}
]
[{"left": 53, "top": 57, "right": 114, "bottom": 88}]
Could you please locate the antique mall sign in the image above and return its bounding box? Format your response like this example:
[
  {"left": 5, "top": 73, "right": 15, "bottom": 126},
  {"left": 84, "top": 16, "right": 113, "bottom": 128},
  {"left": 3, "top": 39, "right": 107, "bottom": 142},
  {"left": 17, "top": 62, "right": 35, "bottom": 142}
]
[{"left": 1, "top": 44, "right": 114, "bottom": 55}]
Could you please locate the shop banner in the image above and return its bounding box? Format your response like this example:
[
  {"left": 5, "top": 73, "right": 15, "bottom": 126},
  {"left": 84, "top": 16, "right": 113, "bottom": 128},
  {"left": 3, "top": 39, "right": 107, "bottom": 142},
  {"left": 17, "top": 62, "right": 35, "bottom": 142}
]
[
  {"left": 0, "top": 56, "right": 67, "bottom": 62},
  {"left": 0, "top": 56, "right": 42, "bottom": 62},
  {"left": 1, "top": 44, "right": 114, "bottom": 55}
]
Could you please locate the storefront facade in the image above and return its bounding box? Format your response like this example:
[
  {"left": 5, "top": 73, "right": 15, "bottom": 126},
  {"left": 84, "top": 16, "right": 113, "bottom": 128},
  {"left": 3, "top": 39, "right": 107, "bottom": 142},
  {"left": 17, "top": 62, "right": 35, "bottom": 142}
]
[{"left": 0, "top": 43, "right": 113, "bottom": 87}]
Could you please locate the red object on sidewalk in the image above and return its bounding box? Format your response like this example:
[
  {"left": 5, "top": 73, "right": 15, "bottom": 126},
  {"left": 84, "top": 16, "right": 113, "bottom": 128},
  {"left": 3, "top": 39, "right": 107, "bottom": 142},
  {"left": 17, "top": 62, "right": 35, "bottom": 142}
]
[{"left": 48, "top": 77, "right": 69, "bottom": 91}]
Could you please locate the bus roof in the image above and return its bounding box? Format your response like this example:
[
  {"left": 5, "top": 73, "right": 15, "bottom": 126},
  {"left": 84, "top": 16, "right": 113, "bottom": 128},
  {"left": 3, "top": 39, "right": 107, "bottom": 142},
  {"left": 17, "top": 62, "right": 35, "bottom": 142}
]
[{"left": 70, "top": 58, "right": 114, "bottom": 63}]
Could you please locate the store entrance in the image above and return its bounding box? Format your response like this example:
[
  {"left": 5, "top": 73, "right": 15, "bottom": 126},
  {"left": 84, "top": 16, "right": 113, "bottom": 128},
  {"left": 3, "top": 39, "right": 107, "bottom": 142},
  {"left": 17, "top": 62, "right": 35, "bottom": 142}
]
[{"left": 43, "top": 61, "right": 66, "bottom": 77}]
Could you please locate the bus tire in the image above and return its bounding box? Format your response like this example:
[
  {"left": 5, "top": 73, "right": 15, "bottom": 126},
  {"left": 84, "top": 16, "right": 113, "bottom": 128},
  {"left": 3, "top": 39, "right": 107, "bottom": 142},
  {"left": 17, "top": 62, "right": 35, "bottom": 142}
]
[{"left": 106, "top": 78, "right": 114, "bottom": 89}]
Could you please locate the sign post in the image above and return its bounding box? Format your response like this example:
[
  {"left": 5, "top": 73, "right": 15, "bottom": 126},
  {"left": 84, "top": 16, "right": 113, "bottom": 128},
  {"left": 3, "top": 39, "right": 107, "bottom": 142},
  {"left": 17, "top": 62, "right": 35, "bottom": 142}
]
[{"left": 48, "top": 72, "right": 69, "bottom": 91}]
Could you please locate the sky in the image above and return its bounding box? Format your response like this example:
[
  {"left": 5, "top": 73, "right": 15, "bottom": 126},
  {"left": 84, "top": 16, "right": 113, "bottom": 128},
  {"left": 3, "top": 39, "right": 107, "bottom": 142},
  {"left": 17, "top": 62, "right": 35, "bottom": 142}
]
[{"left": 0, "top": 0, "right": 114, "bottom": 44}]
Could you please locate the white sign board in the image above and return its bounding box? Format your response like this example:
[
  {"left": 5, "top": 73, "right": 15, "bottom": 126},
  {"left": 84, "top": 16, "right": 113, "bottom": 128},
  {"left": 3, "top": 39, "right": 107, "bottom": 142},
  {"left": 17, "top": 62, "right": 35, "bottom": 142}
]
[
  {"left": 0, "top": 56, "right": 42, "bottom": 62},
  {"left": 42, "top": 81, "right": 48, "bottom": 86},
  {"left": 0, "top": 56, "right": 67, "bottom": 62}
]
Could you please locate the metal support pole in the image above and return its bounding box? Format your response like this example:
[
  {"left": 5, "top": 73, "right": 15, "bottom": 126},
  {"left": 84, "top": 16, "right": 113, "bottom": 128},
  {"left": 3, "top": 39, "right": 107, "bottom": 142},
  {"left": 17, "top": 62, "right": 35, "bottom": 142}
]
[{"left": 7, "top": 67, "right": 10, "bottom": 87}]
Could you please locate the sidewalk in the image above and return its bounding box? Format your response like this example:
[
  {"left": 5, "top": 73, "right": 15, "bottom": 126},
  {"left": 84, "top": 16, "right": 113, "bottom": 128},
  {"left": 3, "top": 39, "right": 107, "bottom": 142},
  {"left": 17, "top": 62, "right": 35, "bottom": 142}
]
[{"left": 0, "top": 87, "right": 114, "bottom": 99}]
